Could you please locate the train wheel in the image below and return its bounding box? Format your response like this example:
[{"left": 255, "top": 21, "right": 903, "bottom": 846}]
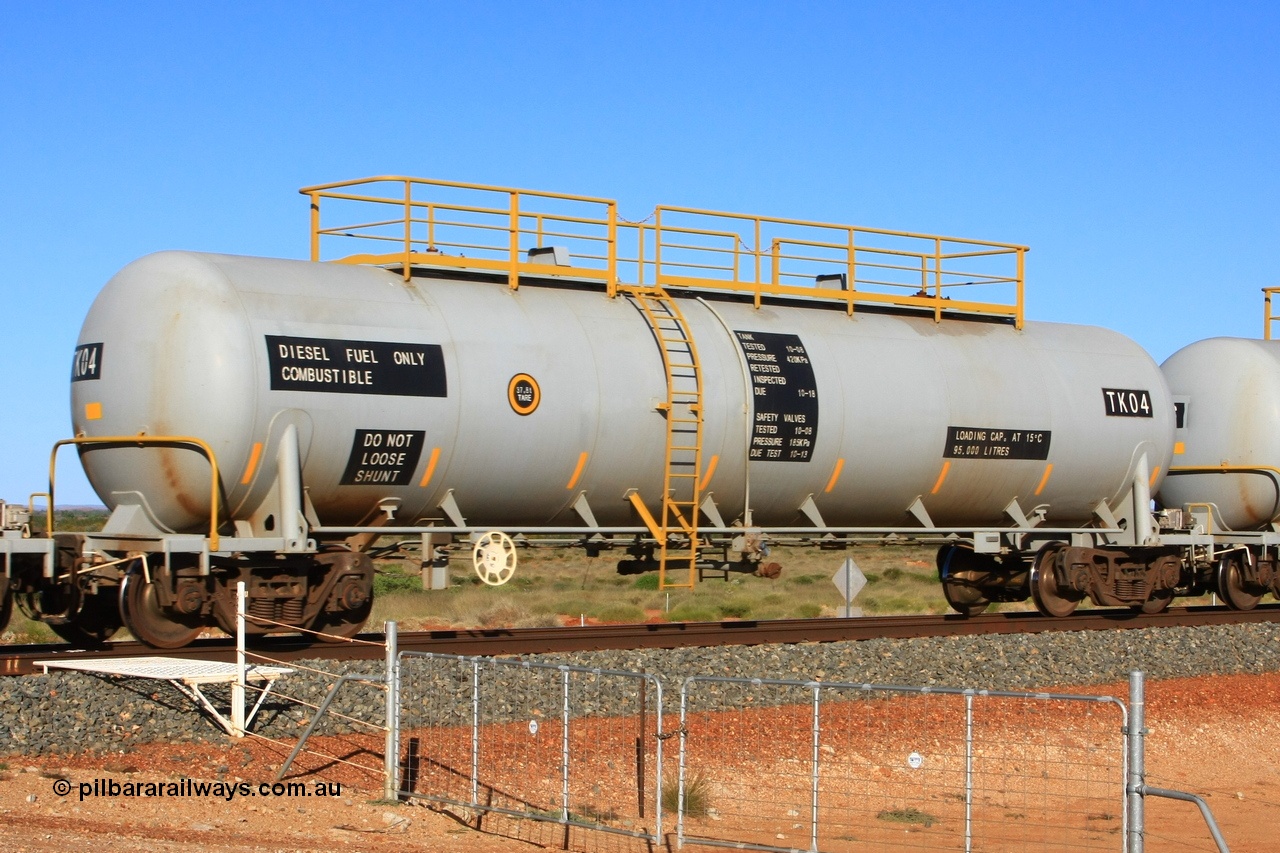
[
  {"left": 942, "top": 577, "right": 990, "bottom": 617},
  {"left": 50, "top": 589, "right": 123, "bottom": 646},
  {"left": 0, "top": 587, "right": 11, "bottom": 634},
  {"left": 1139, "top": 590, "right": 1174, "bottom": 614},
  {"left": 313, "top": 550, "right": 375, "bottom": 642},
  {"left": 315, "top": 609, "right": 372, "bottom": 642},
  {"left": 1216, "top": 553, "right": 1262, "bottom": 611},
  {"left": 1030, "top": 543, "right": 1079, "bottom": 617},
  {"left": 119, "top": 571, "right": 202, "bottom": 649},
  {"left": 936, "top": 544, "right": 991, "bottom": 617},
  {"left": 473, "top": 531, "right": 517, "bottom": 586},
  {"left": 314, "top": 593, "right": 374, "bottom": 642}
]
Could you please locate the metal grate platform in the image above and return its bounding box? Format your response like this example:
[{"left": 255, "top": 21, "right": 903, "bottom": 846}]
[{"left": 36, "top": 656, "right": 293, "bottom": 735}]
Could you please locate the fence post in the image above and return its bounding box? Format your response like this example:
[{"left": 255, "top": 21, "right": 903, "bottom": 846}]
[
  {"left": 472, "top": 659, "right": 481, "bottom": 808},
  {"left": 1127, "top": 670, "right": 1145, "bottom": 853},
  {"left": 232, "top": 581, "right": 246, "bottom": 737},
  {"left": 561, "top": 666, "right": 572, "bottom": 834},
  {"left": 809, "top": 683, "right": 820, "bottom": 853},
  {"left": 964, "top": 690, "right": 974, "bottom": 853},
  {"left": 677, "top": 678, "right": 690, "bottom": 849},
  {"left": 384, "top": 621, "right": 399, "bottom": 802}
]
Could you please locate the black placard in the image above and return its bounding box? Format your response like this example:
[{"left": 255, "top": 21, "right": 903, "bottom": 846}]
[
  {"left": 266, "top": 335, "right": 446, "bottom": 397},
  {"left": 736, "top": 330, "right": 819, "bottom": 462},
  {"left": 72, "top": 343, "right": 103, "bottom": 381},
  {"left": 1102, "top": 388, "right": 1153, "bottom": 418},
  {"left": 944, "top": 426, "right": 1051, "bottom": 460},
  {"left": 340, "top": 429, "right": 426, "bottom": 485}
]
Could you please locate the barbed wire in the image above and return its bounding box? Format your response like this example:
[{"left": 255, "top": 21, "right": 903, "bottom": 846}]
[
  {"left": 240, "top": 681, "right": 389, "bottom": 733},
  {"left": 245, "top": 649, "right": 386, "bottom": 684},
  {"left": 238, "top": 614, "right": 386, "bottom": 647},
  {"left": 242, "top": 729, "right": 384, "bottom": 780}
]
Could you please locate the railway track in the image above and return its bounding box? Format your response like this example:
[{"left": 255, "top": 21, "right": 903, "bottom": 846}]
[{"left": 5, "top": 604, "right": 1278, "bottom": 677}]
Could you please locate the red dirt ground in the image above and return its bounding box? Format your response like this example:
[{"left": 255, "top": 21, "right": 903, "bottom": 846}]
[{"left": 1, "top": 670, "right": 1277, "bottom": 851}]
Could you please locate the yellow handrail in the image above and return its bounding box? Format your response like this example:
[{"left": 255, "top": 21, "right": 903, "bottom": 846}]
[
  {"left": 49, "top": 436, "right": 224, "bottom": 551},
  {"left": 1264, "top": 287, "right": 1280, "bottom": 340},
  {"left": 1167, "top": 465, "right": 1280, "bottom": 530},
  {"left": 1167, "top": 464, "right": 1280, "bottom": 477},
  {"left": 302, "top": 176, "right": 1028, "bottom": 327}
]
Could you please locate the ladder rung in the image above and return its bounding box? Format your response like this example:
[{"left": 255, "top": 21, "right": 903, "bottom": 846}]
[{"left": 638, "top": 291, "right": 705, "bottom": 569}]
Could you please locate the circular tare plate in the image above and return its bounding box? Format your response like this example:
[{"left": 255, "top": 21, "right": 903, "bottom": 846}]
[{"left": 472, "top": 531, "right": 517, "bottom": 586}]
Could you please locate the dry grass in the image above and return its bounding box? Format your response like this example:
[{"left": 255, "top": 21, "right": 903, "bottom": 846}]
[{"left": 367, "top": 543, "right": 969, "bottom": 631}]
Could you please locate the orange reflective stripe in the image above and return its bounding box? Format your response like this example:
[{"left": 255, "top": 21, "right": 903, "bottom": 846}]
[
  {"left": 824, "top": 458, "right": 845, "bottom": 493},
  {"left": 1034, "top": 463, "right": 1055, "bottom": 496},
  {"left": 240, "top": 442, "right": 263, "bottom": 485},
  {"left": 566, "top": 452, "right": 589, "bottom": 490},
  {"left": 930, "top": 461, "right": 951, "bottom": 495},
  {"left": 699, "top": 455, "right": 720, "bottom": 491},
  {"left": 418, "top": 447, "right": 441, "bottom": 488}
]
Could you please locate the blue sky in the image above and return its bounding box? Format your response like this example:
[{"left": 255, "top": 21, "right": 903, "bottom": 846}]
[{"left": 2, "top": 1, "right": 1277, "bottom": 506}]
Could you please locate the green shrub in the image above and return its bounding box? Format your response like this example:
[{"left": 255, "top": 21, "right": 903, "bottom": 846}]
[
  {"left": 591, "top": 603, "right": 645, "bottom": 623},
  {"left": 877, "top": 807, "right": 936, "bottom": 827},
  {"left": 666, "top": 603, "right": 720, "bottom": 622},
  {"left": 555, "top": 597, "right": 594, "bottom": 617},
  {"left": 374, "top": 570, "right": 422, "bottom": 595},
  {"left": 662, "top": 769, "right": 713, "bottom": 818},
  {"left": 632, "top": 573, "right": 660, "bottom": 590}
]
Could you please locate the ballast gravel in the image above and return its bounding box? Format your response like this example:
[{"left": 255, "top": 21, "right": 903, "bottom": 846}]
[{"left": 2, "top": 621, "right": 1279, "bottom": 756}]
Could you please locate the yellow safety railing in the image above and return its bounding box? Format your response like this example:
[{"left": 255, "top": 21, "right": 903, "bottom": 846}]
[
  {"left": 1265, "top": 287, "right": 1280, "bottom": 340},
  {"left": 49, "top": 436, "right": 224, "bottom": 551},
  {"left": 302, "top": 176, "right": 1028, "bottom": 327},
  {"left": 650, "top": 206, "right": 1026, "bottom": 326},
  {"left": 301, "top": 176, "right": 619, "bottom": 291}
]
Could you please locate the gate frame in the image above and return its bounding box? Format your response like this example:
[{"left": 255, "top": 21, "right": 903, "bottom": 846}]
[
  {"left": 676, "top": 673, "right": 1130, "bottom": 852},
  {"left": 395, "top": 650, "right": 667, "bottom": 845}
]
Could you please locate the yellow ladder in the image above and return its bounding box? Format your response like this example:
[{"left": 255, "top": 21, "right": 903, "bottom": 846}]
[{"left": 626, "top": 288, "right": 704, "bottom": 589}]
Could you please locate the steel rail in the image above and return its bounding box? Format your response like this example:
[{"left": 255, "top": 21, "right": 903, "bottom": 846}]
[{"left": 4, "top": 604, "right": 1278, "bottom": 678}]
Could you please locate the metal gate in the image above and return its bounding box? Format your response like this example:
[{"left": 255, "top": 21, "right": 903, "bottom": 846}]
[
  {"left": 677, "top": 676, "right": 1128, "bottom": 852},
  {"left": 396, "top": 652, "right": 666, "bottom": 848}
]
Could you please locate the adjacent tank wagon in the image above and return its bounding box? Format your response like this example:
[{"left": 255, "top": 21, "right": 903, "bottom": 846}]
[{"left": 1154, "top": 329, "right": 1280, "bottom": 609}]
